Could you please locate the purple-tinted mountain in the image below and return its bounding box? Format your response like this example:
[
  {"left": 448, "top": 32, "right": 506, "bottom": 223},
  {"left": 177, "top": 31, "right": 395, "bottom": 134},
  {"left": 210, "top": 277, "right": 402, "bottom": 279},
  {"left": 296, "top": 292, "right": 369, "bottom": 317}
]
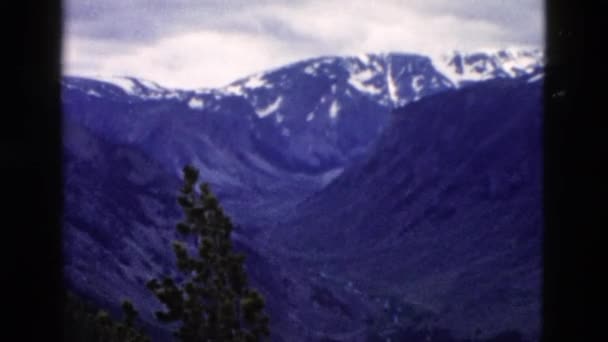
[
  {"left": 63, "top": 49, "right": 542, "bottom": 180},
  {"left": 62, "top": 49, "right": 542, "bottom": 223},
  {"left": 62, "top": 49, "right": 543, "bottom": 341},
  {"left": 62, "top": 77, "right": 327, "bottom": 228},
  {"left": 266, "top": 77, "right": 543, "bottom": 341},
  {"left": 63, "top": 120, "right": 295, "bottom": 340}
]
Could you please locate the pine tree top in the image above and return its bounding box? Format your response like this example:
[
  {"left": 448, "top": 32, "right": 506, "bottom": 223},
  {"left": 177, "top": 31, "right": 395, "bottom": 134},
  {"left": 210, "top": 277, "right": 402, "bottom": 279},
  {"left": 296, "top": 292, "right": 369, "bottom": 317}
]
[{"left": 147, "top": 165, "right": 270, "bottom": 341}]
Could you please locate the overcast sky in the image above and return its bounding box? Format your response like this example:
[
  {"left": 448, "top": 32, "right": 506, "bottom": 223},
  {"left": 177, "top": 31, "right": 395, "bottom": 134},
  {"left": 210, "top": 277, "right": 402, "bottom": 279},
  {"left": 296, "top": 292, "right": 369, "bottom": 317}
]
[{"left": 63, "top": 0, "right": 544, "bottom": 89}]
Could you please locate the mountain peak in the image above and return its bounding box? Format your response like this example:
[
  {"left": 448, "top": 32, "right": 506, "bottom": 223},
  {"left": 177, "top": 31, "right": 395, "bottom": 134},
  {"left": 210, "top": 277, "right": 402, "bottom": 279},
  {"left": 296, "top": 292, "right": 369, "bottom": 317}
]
[
  {"left": 429, "top": 48, "right": 544, "bottom": 86},
  {"left": 62, "top": 49, "right": 544, "bottom": 172}
]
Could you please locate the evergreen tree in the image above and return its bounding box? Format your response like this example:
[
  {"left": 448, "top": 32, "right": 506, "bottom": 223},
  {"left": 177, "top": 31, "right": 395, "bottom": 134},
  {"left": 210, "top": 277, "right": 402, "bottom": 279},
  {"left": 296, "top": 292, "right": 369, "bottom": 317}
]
[
  {"left": 147, "top": 165, "right": 270, "bottom": 341},
  {"left": 64, "top": 292, "right": 149, "bottom": 342}
]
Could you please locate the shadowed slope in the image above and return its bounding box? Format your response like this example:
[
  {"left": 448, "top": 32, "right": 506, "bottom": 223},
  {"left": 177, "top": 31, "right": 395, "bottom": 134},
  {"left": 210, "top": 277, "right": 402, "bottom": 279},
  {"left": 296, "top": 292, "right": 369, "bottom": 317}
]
[{"left": 269, "top": 77, "right": 543, "bottom": 341}]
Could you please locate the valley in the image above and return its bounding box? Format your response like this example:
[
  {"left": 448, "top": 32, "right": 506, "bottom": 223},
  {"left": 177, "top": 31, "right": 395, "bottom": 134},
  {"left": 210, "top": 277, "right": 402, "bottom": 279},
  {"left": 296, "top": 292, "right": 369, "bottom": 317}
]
[{"left": 62, "top": 49, "right": 543, "bottom": 341}]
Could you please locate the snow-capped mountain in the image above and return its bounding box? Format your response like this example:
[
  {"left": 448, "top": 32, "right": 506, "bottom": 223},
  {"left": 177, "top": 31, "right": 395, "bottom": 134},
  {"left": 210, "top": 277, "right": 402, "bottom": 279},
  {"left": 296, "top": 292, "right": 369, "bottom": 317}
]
[
  {"left": 74, "top": 48, "right": 544, "bottom": 104},
  {"left": 431, "top": 48, "right": 544, "bottom": 87},
  {"left": 63, "top": 49, "right": 543, "bottom": 174},
  {"left": 221, "top": 48, "right": 543, "bottom": 110},
  {"left": 62, "top": 75, "right": 190, "bottom": 101},
  {"left": 221, "top": 53, "right": 452, "bottom": 109},
  {"left": 269, "top": 77, "right": 543, "bottom": 341},
  {"left": 61, "top": 49, "right": 544, "bottom": 341}
]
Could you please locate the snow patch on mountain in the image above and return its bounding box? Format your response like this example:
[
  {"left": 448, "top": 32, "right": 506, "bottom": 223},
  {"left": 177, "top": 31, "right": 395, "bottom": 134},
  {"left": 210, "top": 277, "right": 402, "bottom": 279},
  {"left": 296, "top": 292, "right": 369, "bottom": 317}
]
[
  {"left": 430, "top": 48, "right": 544, "bottom": 87},
  {"left": 165, "top": 92, "right": 183, "bottom": 100},
  {"left": 256, "top": 96, "right": 283, "bottom": 118},
  {"left": 94, "top": 76, "right": 139, "bottom": 94},
  {"left": 386, "top": 66, "right": 399, "bottom": 105},
  {"left": 527, "top": 73, "right": 544, "bottom": 83},
  {"left": 352, "top": 69, "right": 375, "bottom": 82},
  {"left": 225, "top": 86, "right": 246, "bottom": 97},
  {"left": 347, "top": 66, "right": 383, "bottom": 96},
  {"left": 412, "top": 75, "right": 425, "bottom": 93},
  {"left": 222, "top": 73, "right": 272, "bottom": 97},
  {"left": 357, "top": 53, "right": 371, "bottom": 65},
  {"left": 87, "top": 90, "right": 101, "bottom": 97},
  {"left": 497, "top": 48, "right": 544, "bottom": 76},
  {"left": 243, "top": 73, "right": 267, "bottom": 89},
  {"left": 77, "top": 75, "right": 196, "bottom": 101},
  {"left": 319, "top": 167, "right": 344, "bottom": 187},
  {"left": 329, "top": 100, "right": 340, "bottom": 119},
  {"left": 137, "top": 79, "right": 164, "bottom": 92},
  {"left": 348, "top": 78, "right": 383, "bottom": 95},
  {"left": 304, "top": 64, "right": 318, "bottom": 76},
  {"left": 188, "top": 97, "right": 205, "bottom": 109}
]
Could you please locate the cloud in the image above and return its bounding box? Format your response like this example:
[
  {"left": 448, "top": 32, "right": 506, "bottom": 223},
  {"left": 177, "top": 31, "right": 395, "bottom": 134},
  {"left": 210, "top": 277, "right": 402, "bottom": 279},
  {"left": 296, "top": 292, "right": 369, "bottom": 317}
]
[
  {"left": 63, "top": 30, "right": 305, "bottom": 89},
  {"left": 63, "top": 0, "right": 544, "bottom": 88}
]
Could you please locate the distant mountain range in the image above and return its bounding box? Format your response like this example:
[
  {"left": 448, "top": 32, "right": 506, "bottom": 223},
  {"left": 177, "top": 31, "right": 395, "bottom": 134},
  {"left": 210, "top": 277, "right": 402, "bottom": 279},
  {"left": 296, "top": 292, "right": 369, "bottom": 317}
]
[
  {"left": 63, "top": 48, "right": 543, "bottom": 175},
  {"left": 62, "top": 49, "right": 544, "bottom": 342}
]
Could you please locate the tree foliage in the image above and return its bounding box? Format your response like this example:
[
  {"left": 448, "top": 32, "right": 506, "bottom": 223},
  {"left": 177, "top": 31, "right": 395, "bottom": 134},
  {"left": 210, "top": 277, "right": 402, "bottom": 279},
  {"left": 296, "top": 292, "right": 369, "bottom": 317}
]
[
  {"left": 64, "top": 292, "right": 149, "bottom": 342},
  {"left": 147, "top": 165, "right": 270, "bottom": 341}
]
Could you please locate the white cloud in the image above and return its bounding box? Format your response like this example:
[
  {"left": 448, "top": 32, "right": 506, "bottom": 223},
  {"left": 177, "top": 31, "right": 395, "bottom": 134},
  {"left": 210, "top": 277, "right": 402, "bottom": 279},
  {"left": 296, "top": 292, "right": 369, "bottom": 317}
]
[
  {"left": 63, "top": 0, "right": 544, "bottom": 89},
  {"left": 64, "top": 30, "right": 303, "bottom": 89}
]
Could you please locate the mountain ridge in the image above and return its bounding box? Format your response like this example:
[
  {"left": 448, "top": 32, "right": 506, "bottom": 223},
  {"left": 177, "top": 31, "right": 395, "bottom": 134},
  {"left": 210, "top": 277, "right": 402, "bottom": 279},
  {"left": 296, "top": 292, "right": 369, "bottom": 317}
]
[
  {"left": 267, "top": 77, "right": 543, "bottom": 341},
  {"left": 62, "top": 49, "right": 543, "bottom": 176},
  {"left": 61, "top": 50, "right": 544, "bottom": 341},
  {"left": 65, "top": 48, "right": 543, "bottom": 98}
]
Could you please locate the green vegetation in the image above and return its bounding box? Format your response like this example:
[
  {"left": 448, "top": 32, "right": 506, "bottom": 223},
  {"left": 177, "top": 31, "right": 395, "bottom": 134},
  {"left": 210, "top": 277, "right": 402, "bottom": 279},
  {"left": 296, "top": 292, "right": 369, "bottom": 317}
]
[
  {"left": 64, "top": 165, "right": 270, "bottom": 341},
  {"left": 146, "top": 165, "right": 270, "bottom": 341},
  {"left": 64, "top": 292, "right": 149, "bottom": 342}
]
